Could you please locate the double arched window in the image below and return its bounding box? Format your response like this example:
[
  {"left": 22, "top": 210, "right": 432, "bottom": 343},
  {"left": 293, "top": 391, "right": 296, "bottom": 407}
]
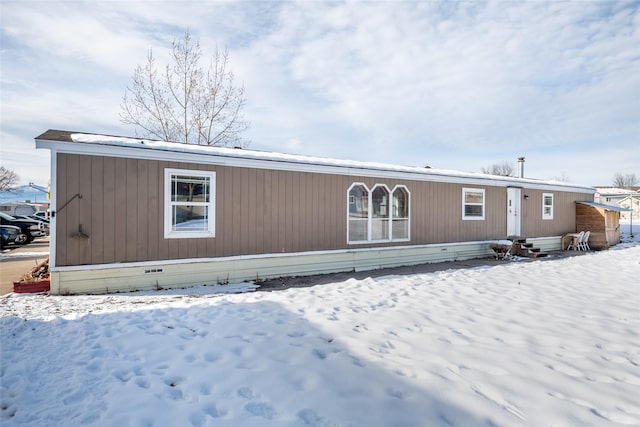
[{"left": 348, "top": 183, "right": 410, "bottom": 243}]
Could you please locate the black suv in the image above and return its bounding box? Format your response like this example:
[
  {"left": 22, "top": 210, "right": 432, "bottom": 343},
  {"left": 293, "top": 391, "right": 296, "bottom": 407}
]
[{"left": 0, "top": 212, "right": 45, "bottom": 244}]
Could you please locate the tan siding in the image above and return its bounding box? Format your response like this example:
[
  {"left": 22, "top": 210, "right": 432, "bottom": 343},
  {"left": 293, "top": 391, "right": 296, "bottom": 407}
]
[
  {"left": 78, "top": 155, "right": 93, "bottom": 265},
  {"left": 312, "top": 173, "right": 321, "bottom": 250},
  {"left": 113, "top": 158, "right": 127, "bottom": 263},
  {"left": 239, "top": 168, "right": 249, "bottom": 254},
  {"left": 136, "top": 159, "right": 148, "bottom": 260},
  {"left": 521, "top": 190, "right": 591, "bottom": 238},
  {"left": 229, "top": 167, "right": 239, "bottom": 254},
  {"left": 56, "top": 153, "right": 68, "bottom": 266},
  {"left": 125, "top": 159, "right": 137, "bottom": 260},
  {"left": 65, "top": 154, "right": 80, "bottom": 264},
  {"left": 102, "top": 156, "right": 116, "bottom": 264},
  {"left": 146, "top": 160, "right": 160, "bottom": 260},
  {"left": 285, "top": 171, "right": 294, "bottom": 251},
  {"left": 157, "top": 161, "right": 169, "bottom": 261},
  {"left": 90, "top": 156, "right": 104, "bottom": 264},
  {"left": 254, "top": 168, "right": 264, "bottom": 254},
  {"left": 276, "top": 172, "right": 286, "bottom": 252},
  {"left": 55, "top": 153, "right": 592, "bottom": 266},
  {"left": 220, "top": 165, "right": 232, "bottom": 256}
]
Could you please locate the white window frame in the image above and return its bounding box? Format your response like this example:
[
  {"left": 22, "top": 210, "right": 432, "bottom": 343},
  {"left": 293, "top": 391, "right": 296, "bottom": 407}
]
[
  {"left": 542, "top": 192, "right": 554, "bottom": 220},
  {"left": 347, "top": 182, "right": 370, "bottom": 244},
  {"left": 164, "top": 168, "right": 216, "bottom": 239},
  {"left": 462, "top": 188, "right": 485, "bottom": 220},
  {"left": 370, "top": 184, "right": 391, "bottom": 242},
  {"left": 347, "top": 183, "right": 410, "bottom": 244},
  {"left": 390, "top": 185, "right": 410, "bottom": 242}
]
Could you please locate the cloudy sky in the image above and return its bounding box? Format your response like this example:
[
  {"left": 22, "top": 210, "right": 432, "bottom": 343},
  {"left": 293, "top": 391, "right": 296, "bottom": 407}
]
[{"left": 1, "top": 1, "right": 639, "bottom": 187}]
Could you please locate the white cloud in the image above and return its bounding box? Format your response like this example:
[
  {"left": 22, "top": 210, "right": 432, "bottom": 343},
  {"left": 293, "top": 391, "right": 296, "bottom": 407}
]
[{"left": 0, "top": 1, "right": 638, "bottom": 187}]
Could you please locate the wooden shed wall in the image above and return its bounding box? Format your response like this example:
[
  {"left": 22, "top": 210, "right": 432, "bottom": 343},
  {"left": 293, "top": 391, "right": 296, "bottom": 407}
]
[
  {"left": 55, "top": 153, "right": 590, "bottom": 266},
  {"left": 575, "top": 204, "right": 620, "bottom": 249}
]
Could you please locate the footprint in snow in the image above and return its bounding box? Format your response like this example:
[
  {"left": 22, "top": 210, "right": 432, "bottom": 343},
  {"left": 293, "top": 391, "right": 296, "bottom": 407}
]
[
  {"left": 245, "top": 402, "right": 276, "bottom": 420},
  {"left": 312, "top": 349, "right": 327, "bottom": 360},
  {"left": 199, "top": 383, "right": 211, "bottom": 396},
  {"left": 472, "top": 384, "right": 525, "bottom": 421},
  {"left": 387, "top": 387, "right": 410, "bottom": 399},
  {"left": 112, "top": 369, "right": 133, "bottom": 382},
  {"left": 135, "top": 378, "right": 150, "bottom": 389},
  {"left": 152, "top": 364, "right": 169, "bottom": 375},
  {"left": 237, "top": 387, "right": 256, "bottom": 399},
  {"left": 549, "top": 391, "right": 640, "bottom": 425},
  {"left": 298, "top": 408, "right": 333, "bottom": 426},
  {"left": 189, "top": 412, "right": 205, "bottom": 427},
  {"left": 203, "top": 403, "right": 225, "bottom": 418},
  {"left": 546, "top": 362, "right": 583, "bottom": 378}
]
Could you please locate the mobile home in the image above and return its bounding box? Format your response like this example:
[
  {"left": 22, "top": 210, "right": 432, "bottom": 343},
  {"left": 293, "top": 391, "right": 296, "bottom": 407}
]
[{"left": 36, "top": 130, "right": 595, "bottom": 294}]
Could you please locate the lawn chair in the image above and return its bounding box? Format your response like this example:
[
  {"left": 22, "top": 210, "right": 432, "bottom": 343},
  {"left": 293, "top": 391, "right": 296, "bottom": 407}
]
[
  {"left": 566, "top": 231, "right": 584, "bottom": 251},
  {"left": 567, "top": 231, "right": 584, "bottom": 251},
  {"left": 579, "top": 230, "right": 591, "bottom": 251}
]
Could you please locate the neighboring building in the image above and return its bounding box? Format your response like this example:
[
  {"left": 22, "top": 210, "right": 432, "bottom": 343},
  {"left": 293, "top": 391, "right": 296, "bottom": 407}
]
[
  {"left": 35, "top": 130, "right": 595, "bottom": 295},
  {"left": 594, "top": 187, "right": 640, "bottom": 221},
  {"left": 0, "top": 202, "right": 41, "bottom": 216},
  {"left": 618, "top": 194, "right": 640, "bottom": 221}
]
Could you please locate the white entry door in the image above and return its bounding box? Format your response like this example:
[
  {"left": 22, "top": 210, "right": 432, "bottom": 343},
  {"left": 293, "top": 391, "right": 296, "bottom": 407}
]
[{"left": 507, "top": 188, "right": 521, "bottom": 237}]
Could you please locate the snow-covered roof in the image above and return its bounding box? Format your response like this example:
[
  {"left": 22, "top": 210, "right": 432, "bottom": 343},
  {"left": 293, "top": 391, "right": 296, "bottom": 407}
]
[
  {"left": 594, "top": 187, "right": 637, "bottom": 195},
  {"left": 35, "top": 130, "right": 595, "bottom": 193},
  {"left": 577, "top": 201, "right": 631, "bottom": 212}
]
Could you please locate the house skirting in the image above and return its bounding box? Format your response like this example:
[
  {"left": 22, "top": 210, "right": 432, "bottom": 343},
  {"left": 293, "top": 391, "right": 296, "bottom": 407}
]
[{"left": 49, "top": 236, "right": 562, "bottom": 295}]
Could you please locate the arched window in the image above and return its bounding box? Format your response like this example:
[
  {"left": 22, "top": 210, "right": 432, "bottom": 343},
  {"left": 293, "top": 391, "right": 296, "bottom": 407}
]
[
  {"left": 371, "top": 185, "right": 390, "bottom": 240},
  {"left": 347, "top": 183, "right": 410, "bottom": 244},
  {"left": 348, "top": 184, "right": 369, "bottom": 242},
  {"left": 392, "top": 186, "right": 409, "bottom": 240}
]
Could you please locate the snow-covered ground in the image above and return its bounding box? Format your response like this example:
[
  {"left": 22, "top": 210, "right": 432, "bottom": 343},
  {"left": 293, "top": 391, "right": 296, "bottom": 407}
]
[{"left": 1, "top": 227, "right": 639, "bottom": 426}]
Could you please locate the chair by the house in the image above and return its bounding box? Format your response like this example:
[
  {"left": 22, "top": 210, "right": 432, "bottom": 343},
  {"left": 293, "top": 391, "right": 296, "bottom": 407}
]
[
  {"left": 567, "top": 231, "right": 584, "bottom": 250},
  {"left": 579, "top": 230, "right": 591, "bottom": 251}
]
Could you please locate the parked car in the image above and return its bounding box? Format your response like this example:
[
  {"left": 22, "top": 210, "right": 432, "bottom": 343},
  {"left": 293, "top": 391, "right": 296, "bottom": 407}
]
[
  {"left": 33, "top": 211, "right": 51, "bottom": 222},
  {"left": 1, "top": 225, "right": 28, "bottom": 248},
  {"left": 17, "top": 215, "right": 50, "bottom": 236},
  {"left": 0, "top": 212, "right": 45, "bottom": 243}
]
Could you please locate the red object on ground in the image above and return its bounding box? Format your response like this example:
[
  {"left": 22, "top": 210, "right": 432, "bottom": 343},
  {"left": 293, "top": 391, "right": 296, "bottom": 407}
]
[{"left": 13, "top": 280, "right": 50, "bottom": 293}]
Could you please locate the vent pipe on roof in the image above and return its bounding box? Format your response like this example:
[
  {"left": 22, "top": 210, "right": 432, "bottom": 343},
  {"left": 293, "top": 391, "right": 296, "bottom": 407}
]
[{"left": 517, "top": 157, "right": 525, "bottom": 178}]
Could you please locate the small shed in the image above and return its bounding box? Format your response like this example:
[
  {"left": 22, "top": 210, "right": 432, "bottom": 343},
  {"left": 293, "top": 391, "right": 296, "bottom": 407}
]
[{"left": 575, "top": 201, "right": 628, "bottom": 249}]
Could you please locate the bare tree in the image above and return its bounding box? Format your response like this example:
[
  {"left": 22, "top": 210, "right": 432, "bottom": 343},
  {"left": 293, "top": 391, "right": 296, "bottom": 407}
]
[
  {"left": 612, "top": 172, "right": 638, "bottom": 188},
  {"left": 0, "top": 167, "right": 19, "bottom": 191},
  {"left": 550, "top": 172, "right": 572, "bottom": 182},
  {"left": 481, "top": 161, "right": 515, "bottom": 177},
  {"left": 121, "top": 31, "right": 249, "bottom": 147}
]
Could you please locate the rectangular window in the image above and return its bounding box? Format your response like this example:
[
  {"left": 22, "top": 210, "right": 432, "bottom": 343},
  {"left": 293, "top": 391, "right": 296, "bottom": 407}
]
[
  {"left": 542, "top": 193, "right": 554, "bottom": 220},
  {"left": 164, "top": 168, "right": 216, "bottom": 239},
  {"left": 462, "top": 188, "right": 485, "bottom": 220}
]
